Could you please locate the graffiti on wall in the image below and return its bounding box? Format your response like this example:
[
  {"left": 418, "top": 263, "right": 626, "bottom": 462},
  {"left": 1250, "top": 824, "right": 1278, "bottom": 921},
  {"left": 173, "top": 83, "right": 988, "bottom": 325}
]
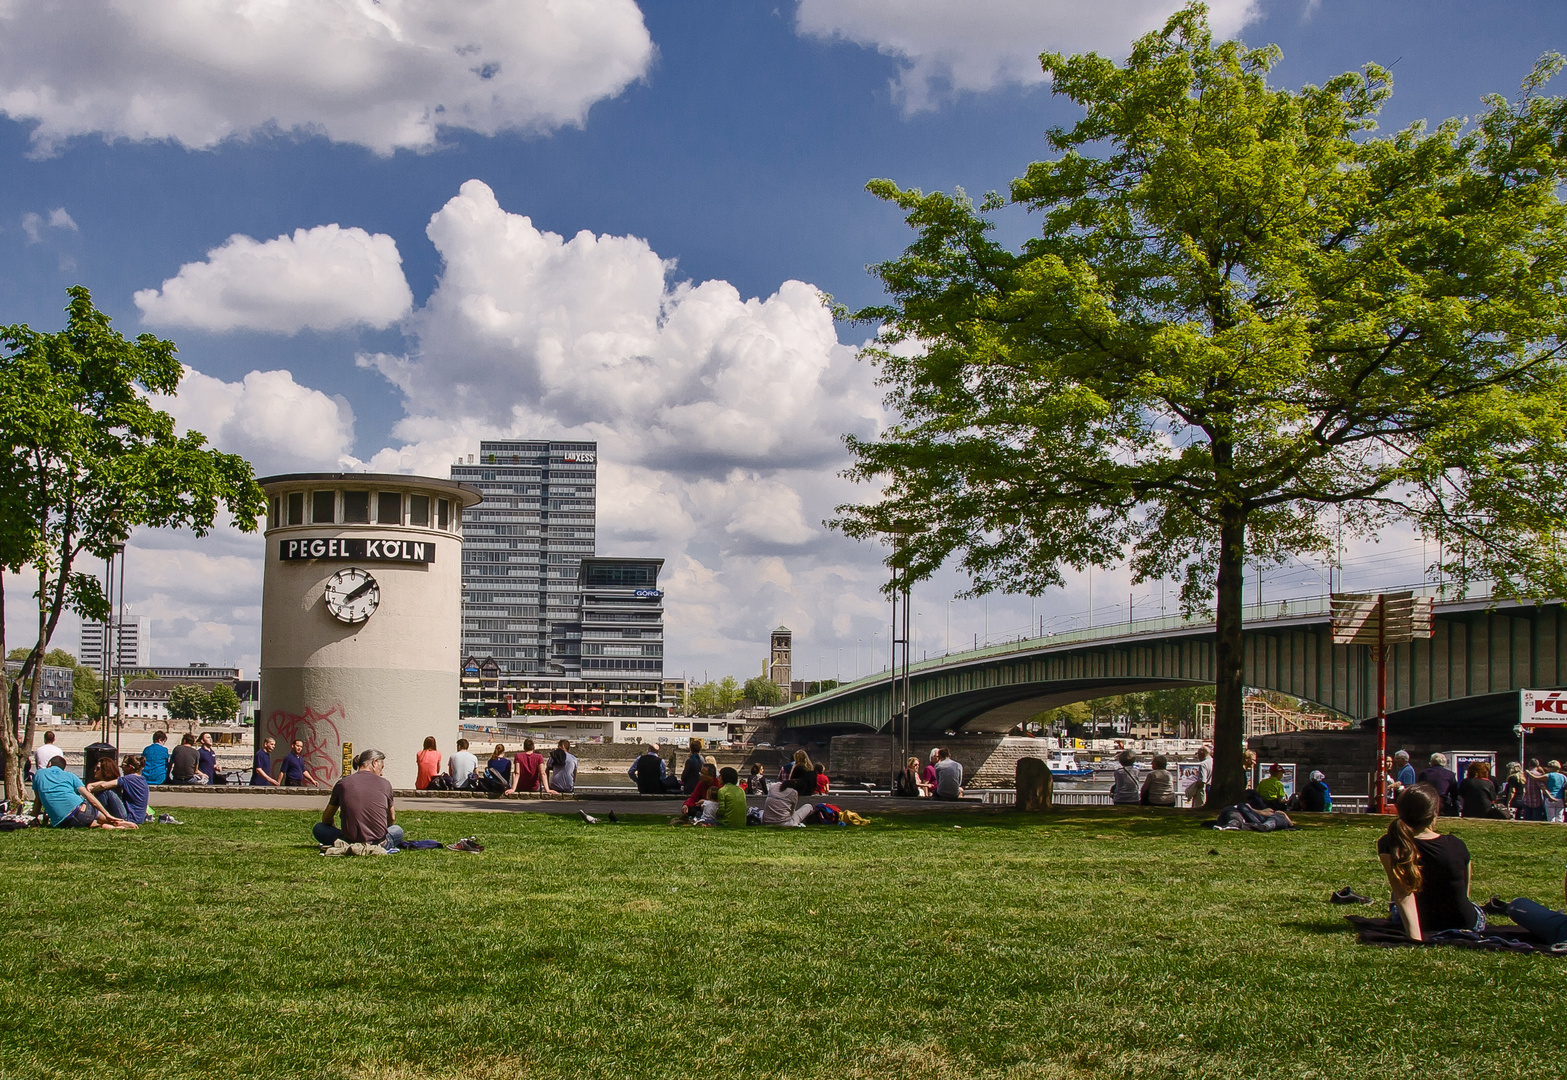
[{"left": 265, "top": 705, "right": 344, "bottom": 784}]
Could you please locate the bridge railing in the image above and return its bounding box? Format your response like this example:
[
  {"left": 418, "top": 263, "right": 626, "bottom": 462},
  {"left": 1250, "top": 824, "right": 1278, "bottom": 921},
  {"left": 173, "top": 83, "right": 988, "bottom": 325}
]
[{"left": 774, "top": 579, "right": 1498, "bottom": 716}]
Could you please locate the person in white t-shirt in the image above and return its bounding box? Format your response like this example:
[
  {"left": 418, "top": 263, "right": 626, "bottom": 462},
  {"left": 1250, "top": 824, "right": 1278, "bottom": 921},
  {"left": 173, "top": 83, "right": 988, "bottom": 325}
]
[
  {"left": 32, "top": 731, "right": 64, "bottom": 772},
  {"left": 448, "top": 738, "right": 479, "bottom": 789}
]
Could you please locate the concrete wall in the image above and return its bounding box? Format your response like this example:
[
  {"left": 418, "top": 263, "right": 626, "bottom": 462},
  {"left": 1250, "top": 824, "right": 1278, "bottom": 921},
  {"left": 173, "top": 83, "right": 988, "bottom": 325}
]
[{"left": 827, "top": 733, "right": 1061, "bottom": 788}]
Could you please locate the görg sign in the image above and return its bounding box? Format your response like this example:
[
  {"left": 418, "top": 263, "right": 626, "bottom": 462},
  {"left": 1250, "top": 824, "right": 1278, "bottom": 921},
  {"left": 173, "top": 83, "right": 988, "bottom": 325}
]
[{"left": 279, "top": 537, "right": 435, "bottom": 564}]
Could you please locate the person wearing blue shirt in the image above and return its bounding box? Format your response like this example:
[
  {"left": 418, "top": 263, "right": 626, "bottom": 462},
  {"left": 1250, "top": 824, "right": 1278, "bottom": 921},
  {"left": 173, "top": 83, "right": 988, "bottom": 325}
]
[
  {"left": 1393, "top": 750, "right": 1417, "bottom": 789},
  {"left": 141, "top": 730, "right": 170, "bottom": 785},
  {"left": 251, "top": 736, "right": 281, "bottom": 786},
  {"left": 1545, "top": 761, "right": 1566, "bottom": 801},
  {"left": 279, "top": 739, "right": 323, "bottom": 787},
  {"left": 197, "top": 732, "right": 218, "bottom": 782},
  {"left": 32, "top": 752, "right": 132, "bottom": 829}
]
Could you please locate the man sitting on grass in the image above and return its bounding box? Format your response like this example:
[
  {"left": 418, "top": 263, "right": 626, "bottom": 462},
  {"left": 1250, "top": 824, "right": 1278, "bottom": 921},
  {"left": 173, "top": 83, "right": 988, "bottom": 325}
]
[
  {"left": 314, "top": 748, "right": 402, "bottom": 851},
  {"left": 933, "top": 747, "right": 964, "bottom": 800},
  {"left": 33, "top": 751, "right": 134, "bottom": 830}
]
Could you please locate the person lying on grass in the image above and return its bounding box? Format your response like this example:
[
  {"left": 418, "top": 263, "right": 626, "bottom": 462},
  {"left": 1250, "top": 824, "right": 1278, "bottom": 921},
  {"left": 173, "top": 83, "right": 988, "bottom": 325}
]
[
  {"left": 1482, "top": 863, "right": 1567, "bottom": 946},
  {"left": 1377, "top": 782, "right": 1484, "bottom": 941},
  {"left": 33, "top": 751, "right": 135, "bottom": 830}
]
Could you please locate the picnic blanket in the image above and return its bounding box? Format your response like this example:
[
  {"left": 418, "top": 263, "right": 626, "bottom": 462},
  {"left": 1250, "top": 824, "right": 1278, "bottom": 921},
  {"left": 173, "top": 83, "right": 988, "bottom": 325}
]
[{"left": 1346, "top": 915, "right": 1567, "bottom": 955}]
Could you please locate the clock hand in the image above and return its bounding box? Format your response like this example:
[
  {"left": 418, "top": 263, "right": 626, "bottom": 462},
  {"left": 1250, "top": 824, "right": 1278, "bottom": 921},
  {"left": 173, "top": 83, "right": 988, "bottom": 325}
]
[{"left": 343, "top": 579, "right": 376, "bottom": 603}]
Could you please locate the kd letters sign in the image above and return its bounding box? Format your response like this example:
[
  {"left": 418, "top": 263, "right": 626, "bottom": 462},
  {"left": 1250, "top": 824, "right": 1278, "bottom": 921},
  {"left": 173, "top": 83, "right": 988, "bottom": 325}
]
[{"left": 279, "top": 537, "right": 435, "bottom": 564}]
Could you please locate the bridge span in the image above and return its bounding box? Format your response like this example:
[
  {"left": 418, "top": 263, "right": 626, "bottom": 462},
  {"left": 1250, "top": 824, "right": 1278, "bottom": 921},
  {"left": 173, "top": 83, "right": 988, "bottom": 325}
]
[{"left": 770, "top": 587, "right": 1567, "bottom": 741}]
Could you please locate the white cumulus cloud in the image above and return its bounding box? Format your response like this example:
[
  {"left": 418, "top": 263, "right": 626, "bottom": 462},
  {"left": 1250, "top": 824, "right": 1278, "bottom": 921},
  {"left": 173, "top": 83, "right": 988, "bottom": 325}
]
[
  {"left": 796, "top": 0, "right": 1259, "bottom": 111},
  {"left": 154, "top": 366, "right": 358, "bottom": 475},
  {"left": 134, "top": 225, "right": 413, "bottom": 333},
  {"left": 0, "top": 0, "right": 655, "bottom": 155}
]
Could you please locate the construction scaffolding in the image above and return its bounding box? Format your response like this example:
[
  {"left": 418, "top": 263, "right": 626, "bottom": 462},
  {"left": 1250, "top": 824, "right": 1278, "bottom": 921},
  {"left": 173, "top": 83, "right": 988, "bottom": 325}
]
[{"left": 1194, "top": 697, "right": 1351, "bottom": 740}]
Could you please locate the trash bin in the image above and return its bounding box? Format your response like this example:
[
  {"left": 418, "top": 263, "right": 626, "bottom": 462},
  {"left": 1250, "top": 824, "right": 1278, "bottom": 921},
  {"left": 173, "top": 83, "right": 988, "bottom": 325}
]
[{"left": 83, "top": 742, "right": 117, "bottom": 782}]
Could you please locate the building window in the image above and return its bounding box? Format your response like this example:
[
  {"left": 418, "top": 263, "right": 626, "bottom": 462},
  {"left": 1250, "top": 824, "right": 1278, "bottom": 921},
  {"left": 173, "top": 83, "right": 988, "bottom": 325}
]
[
  {"left": 269, "top": 496, "right": 280, "bottom": 529},
  {"left": 378, "top": 492, "right": 402, "bottom": 525},
  {"left": 410, "top": 494, "right": 430, "bottom": 527},
  {"left": 619, "top": 721, "right": 637, "bottom": 730},
  {"left": 312, "top": 491, "right": 336, "bottom": 524},
  {"left": 343, "top": 490, "right": 370, "bottom": 523},
  {"left": 287, "top": 492, "right": 304, "bottom": 525},
  {"left": 438, "top": 498, "right": 450, "bottom": 530}
]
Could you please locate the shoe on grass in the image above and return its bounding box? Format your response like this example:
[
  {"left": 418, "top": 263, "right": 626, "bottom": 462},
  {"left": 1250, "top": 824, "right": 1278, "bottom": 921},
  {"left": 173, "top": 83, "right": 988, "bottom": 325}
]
[
  {"left": 1329, "top": 887, "right": 1372, "bottom": 905},
  {"left": 449, "top": 837, "right": 484, "bottom": 852},
  {"left": 156, "top": 813, "right": 185, "bottom": 826}
]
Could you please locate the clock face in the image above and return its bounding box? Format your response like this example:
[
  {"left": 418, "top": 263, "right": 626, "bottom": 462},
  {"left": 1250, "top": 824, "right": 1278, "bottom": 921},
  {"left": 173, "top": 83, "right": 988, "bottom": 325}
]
[{"left": 322, "top": 567, "right": 380, "bottom": 624}]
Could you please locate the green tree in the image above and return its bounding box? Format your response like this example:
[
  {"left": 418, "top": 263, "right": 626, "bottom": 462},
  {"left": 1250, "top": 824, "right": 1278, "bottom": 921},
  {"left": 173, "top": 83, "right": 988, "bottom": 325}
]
[
  {"left": 202, "top": 683, "right": 241, "bottom": 725},
  {"left": 742, "top": 675, "right": 784, "bottom": 707},
  {"left": 834, "top": 7, "right": 1567, "bottom": 804},
  {"left": 0, "top": 287, "right": 263, "bottom": 797},
  {"left": 166, "top": 684, "right": 207, "bottom": 728}
]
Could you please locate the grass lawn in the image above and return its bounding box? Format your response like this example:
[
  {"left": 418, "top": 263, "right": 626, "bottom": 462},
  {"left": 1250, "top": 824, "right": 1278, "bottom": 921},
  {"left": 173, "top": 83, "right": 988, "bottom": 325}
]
[{"left": 1, "top": 806, "right": 1563, "bottom": 1079}]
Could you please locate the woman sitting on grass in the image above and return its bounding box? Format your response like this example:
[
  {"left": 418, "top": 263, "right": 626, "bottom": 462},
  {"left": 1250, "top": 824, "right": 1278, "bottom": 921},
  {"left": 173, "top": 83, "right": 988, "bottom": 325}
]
[
  {"left": 1377, "top": 783, "right": 1484, "bottom": 941},
  {"left": 893, "top": 756, "right": 924, "bottom": 797},
  {"left": 86, "top": 755, "right": 150, "bottom": 824},
  {"left": 681, "top": 763, "right": 718, "bottom": 821}
]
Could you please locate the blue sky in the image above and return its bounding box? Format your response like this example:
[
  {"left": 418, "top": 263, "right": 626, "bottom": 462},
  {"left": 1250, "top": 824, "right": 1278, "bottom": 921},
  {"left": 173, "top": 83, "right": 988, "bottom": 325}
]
[{"left": 1, "top": 0, "right": 1563, "bottom": 681}]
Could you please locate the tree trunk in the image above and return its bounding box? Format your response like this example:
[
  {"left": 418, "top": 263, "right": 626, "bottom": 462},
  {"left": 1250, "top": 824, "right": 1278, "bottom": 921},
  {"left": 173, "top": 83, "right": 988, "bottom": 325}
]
[
  {"left": 1208, "top": 505, "right": 1248, "bottom": 807},
  {"left": 0, "top": 578, "right": 14, "bottom": 804}
]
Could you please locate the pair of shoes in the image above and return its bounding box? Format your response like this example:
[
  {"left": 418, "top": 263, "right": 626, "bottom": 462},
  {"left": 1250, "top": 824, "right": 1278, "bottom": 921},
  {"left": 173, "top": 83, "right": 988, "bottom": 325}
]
[
  {"left": 449, "top": 837, "right": 484, "bottom": 852},
  {"left": 156, "top": 813, "right": 185, "bottom": 826},
  {"left": 1482, "top": 896, "right": 1512, "bottom": 917},
  {"left": 1330, "top": 887, "right": 1372, "bottom": 905}
]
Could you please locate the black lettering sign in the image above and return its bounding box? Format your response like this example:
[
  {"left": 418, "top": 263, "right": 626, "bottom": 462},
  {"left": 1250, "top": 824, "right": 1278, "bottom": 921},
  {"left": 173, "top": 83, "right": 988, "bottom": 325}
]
[{"left": 278, "top": 537, "right": 435, "bottom": 564}]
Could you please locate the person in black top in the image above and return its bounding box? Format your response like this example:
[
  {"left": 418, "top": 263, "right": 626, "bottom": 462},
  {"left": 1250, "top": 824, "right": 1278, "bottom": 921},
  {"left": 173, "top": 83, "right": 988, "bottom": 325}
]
[
  {"left": 1376, "top": 782, "right": 1483, "bottom": 941},
  {"left": 1298, "top": 771, "right": 1331, "bottom": 812},
  {"left": 1457, "top": 761, "right": 1500, "bottom": 818}
]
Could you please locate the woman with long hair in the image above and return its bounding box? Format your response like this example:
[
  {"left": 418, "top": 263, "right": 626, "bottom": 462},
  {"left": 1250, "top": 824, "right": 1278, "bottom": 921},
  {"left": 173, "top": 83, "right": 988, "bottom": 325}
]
[
  {"left": 1376, "top": 783, "right": 1484, "bottom": 941},
  {"left": 415, "top": 736, "right": 441, "bottom": 790},
  {"left": 893, "top": 756, "right": 923, "bottom": 797},
  {"left": 484, "top": 744, "right": 511, "bottom": 792},
  {"left": 787, "top": 749, "right": 816, "bottom": 797}
]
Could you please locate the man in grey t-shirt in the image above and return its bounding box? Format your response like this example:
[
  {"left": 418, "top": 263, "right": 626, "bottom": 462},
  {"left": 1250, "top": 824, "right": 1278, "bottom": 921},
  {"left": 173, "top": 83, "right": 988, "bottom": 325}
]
[
  {"left": 933, "top": 748, "right": 964, "bottom": 799},
  {"left": 313, "top": 748, "right": 403, "bottom": 850},
  {"left": 448, "top": 738, "right": 478, "bottom": 789}
]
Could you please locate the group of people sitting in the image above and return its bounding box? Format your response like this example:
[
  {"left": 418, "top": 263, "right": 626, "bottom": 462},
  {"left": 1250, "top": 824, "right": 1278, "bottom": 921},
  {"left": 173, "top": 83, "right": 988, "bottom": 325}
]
[
  {"left": 1377, "top": 781, "right": 1567, "bottom": 945},
  {"left": 456, "top": 738, "right": 577, "bottom": 794},
  {"left": 892, "top": 749, "right": 965, "bottom": 799},
  {"left": 1387, "top": 751, "right": 1567, "bottom": 821},
  {"left": 29, "top": 747, "right": 149, "bottom": 829}
]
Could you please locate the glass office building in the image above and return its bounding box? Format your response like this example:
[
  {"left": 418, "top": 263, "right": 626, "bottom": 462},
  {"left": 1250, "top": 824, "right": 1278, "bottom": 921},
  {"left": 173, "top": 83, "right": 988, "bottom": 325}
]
[
  {"left": 453, "top": 443, "right": 673, "bottom": 736},
  {"left": 452, "top": 440, "right": 599, "bottom": 676}
]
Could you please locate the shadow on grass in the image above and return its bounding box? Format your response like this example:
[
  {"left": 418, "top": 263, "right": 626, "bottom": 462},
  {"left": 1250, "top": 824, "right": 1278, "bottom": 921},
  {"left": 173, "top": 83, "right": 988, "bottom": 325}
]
[{"left": 1282, "top": 919, "right": 1355, "bottom": 936}]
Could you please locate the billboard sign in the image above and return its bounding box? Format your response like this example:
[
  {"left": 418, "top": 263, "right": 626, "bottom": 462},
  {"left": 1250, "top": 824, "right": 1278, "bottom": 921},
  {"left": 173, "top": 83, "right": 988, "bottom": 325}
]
[{"left": 1519, "top": 689, "right": 1567, "bottom": 728}]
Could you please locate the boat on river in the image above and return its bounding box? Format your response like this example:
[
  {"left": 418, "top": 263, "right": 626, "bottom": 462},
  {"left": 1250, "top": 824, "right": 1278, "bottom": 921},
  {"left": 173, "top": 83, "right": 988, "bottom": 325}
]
[{"left": 1045, "top": 750, "right": 1094, "bottom": 780}]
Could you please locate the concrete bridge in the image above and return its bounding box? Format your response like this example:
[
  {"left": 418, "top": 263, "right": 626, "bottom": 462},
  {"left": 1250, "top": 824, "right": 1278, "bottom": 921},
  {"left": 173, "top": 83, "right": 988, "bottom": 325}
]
[{"left": 770, "top": 586, "right": 1567, "bottom": 742}]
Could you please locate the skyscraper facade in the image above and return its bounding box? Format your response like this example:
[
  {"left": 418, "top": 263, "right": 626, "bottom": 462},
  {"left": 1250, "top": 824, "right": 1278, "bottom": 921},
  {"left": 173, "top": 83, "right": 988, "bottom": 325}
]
[
  {"left": 79, "top": 615, "right": 151, "bottom": 673},
  {"left": 452, "top": 440, "right": 598, "bottom": 676},
  {"left": 453, "top": 442, "right": 683, "bottom": 741}
]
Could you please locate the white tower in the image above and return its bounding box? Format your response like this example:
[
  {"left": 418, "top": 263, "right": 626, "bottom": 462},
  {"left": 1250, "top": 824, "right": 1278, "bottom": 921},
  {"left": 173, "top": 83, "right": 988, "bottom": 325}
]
[{"left": 258, "top": 473, "right": 481, "bottom": 789}]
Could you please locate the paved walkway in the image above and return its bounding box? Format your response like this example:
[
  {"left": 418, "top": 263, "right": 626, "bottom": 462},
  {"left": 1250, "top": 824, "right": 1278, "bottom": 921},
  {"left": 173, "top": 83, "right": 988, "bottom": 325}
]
[{"left": 141, "top": 787, "right": 999, "bottom": 816}]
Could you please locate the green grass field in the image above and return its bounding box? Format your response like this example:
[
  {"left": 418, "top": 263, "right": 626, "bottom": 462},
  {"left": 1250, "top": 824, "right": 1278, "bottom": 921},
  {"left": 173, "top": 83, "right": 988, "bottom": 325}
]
[{"left": 0, "top": 806, "right": 1562, "bottom": 1079}]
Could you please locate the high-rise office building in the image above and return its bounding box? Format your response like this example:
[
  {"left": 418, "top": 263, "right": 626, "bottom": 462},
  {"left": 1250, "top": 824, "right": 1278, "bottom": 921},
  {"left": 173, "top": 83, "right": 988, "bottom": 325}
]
[
  {"left": 453, "top": 443, "right": 683, "bottom": 741},
  {"left": 452, "top": 440, "right": 598, "bottom": 675},
  {"left": 79, "top": 615, "right": 150, "bottom": 673}
]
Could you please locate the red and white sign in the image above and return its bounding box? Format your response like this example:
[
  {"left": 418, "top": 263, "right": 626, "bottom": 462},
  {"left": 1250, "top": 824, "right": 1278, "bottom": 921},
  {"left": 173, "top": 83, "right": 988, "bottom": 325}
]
[{"left": 1519, "top": 689, "right": 1567, "bottom": 728}]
